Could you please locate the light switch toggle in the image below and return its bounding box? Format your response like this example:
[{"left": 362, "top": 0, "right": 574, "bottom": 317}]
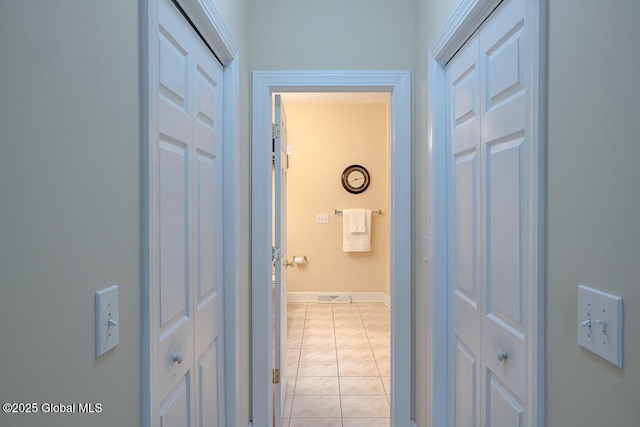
[
  {"left": 596, "top": 318, "right": 608, "bottom": 333},
  {"left": 581, "top": 313, "right": 591, "bottom": 328},
  {"left": 108, "top": 318, "right": 117, "bottom": 327}
]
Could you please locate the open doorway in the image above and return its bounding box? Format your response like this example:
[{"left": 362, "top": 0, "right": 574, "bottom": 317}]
[
  {"left": 277, "top": 93, "right": 392, "bottom": 426},
  {"left": 251, "top": 70, "right": 412, "bottom": 427}
]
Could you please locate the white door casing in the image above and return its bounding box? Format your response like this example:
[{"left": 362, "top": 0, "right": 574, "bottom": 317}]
[
  {"left": 147, "top": 0, "right": 226, "bottom": 425},
  {"left": 251, "top": 71, "right": 412, "bottom": 427},
  {"left": 273, "top": 94, "right": 289, "bottom": 426},
  {"left": 429, "top": 0, "right": 546, "bottom": 426}
]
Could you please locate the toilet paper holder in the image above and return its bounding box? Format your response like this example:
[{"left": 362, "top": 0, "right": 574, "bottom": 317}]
[{"left": 285, "top": 255, "right": 307, "bottom": 268}]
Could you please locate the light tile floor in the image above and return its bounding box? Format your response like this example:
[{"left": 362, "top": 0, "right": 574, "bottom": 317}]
[{"left": 282, "top": 302, "right": 391, "bottom": 427}]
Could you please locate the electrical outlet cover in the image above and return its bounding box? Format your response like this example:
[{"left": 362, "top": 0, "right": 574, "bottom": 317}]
[{"left": 577, "top": 284, "right": 622, "bottom": 367}]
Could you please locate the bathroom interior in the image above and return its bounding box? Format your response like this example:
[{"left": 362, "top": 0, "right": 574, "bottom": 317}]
[{"left": 273, "top": 92, "right": 393, "bottom": 427}]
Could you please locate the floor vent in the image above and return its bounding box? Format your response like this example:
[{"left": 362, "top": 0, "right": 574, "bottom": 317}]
[{"left": 316, "top": 293, "right": 351, "bottom": 303}]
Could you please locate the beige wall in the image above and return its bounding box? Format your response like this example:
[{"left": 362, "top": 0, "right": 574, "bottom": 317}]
[
  {"left": 0, "top": 1, "right": 251, "bottom": 426},
  {"left": 414, "top": 0, "right": 640, "bottom": 426},
  {"left": 284, "top": 102, "right": 390, "bottom": 294}
]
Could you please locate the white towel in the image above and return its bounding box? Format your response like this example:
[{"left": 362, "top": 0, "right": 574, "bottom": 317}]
[
  {"left": 343, "top": 209, "right": 372, "bottom": 252},
  {"left": 348, "top": 208, "right": 366, "bottom": 233}
]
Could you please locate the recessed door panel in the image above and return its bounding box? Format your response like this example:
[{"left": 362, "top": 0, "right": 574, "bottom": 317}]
[
  {"left": 454, "top": 151, "right": 478, "bottom": 299},
  {"left": 486, "top": 372, "right": 524, "bottom": 427},
  {"left": 197, "top": 340, "right": 221, "bottom": 427},
  {"left": 159, "top": 374, "right": 192, "bottom": 427},
  {"left": 195, "top": 150, "right": 216, "bottom": 300},
  {"left": 486, "top": 137, "right": 524, "bottom": 326},
  {"left": 159, "top": 137, "right": 189, "bottom": 327},
  {"left": 454, "top": 339, "right": 478, "bottom": 427},
  {"left": 159, "top": 30, "right": 188, "bottom": 111},
  {"left": 196, "top": 65, "right": 217, "bottom": 128}
]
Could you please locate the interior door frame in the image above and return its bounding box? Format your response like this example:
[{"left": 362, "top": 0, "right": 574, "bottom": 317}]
[
  {"left": 141, "top": 0, "right": 242, "bottom": 425},
  {"left": 251, "top": 70, "right": 412, "bottom": 427},
  {"left": 426, "top": 1, "right": 546, "bottom": 426}
]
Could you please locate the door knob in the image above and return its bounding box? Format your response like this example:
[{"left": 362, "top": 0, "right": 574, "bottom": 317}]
[
  {"left": 497, "top": 349, "right": 508, "bottom": 362},
  {"left": 172, "top": 351, "right": 183, "bottom": 365}
]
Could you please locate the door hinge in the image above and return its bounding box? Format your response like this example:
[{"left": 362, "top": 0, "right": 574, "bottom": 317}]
[
  {"left": 272, "top": 123, "right": 280, "bottom": 139},
  {"left": 272, "top": 246, "right": 281, "bottom": 264},
  {"left": 272, "top": 368, "right": 280, "bottom": 384}
]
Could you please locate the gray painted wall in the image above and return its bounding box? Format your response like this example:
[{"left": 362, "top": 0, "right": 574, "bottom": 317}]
[
  {"left": 0, "top": 1, "right": 251, "bottom": 426},
  {"left": 546, "top": 0, "right": 640, "bottom": 424},
  {"left": 0, "top": 1, "right": 140, "bottom": 426}
]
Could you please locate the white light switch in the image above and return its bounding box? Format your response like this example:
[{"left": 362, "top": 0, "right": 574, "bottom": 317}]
[
  {"left": 578, "top": 284, "right": 622, "bottom": 367},
  {"left": 96, "top": 285, "right": 119, "bottom": 357},
  {"left": 315, "top": 214, "right": 329, "bottom": 224}
]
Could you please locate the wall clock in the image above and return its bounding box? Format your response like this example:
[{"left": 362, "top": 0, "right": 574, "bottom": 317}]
[{"left": 341, "top": 164, "right": 370, "bottom": 194}]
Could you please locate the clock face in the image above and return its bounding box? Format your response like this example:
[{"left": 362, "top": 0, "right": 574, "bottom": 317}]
[{"left": 341, "top": 165, "right": 370, "bottom": 194}]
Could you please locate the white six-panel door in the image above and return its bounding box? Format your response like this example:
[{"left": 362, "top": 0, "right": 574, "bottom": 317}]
[
  {"left": 447, "top": 0, "right": 529, "bottom": 425},
  {"left": 153, "top": 0, "right": 225, "bottom": 425}
]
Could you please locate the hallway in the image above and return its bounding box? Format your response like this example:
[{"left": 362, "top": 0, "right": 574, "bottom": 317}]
[{"left": 283, "top": 302, "right": 391, "bottom": 427}]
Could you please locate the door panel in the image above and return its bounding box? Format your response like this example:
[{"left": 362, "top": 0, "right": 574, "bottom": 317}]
[
  {"left": 447, "top": 33, "right": 481, "bottom": 427},
  {"left": 447, "top": 0, "right": 531, "bottom": 425},
  {"left": 480, "top": 0, "right": 528, "bottom": 418},
  {"left": 191, "top": 10, "right": 225, "bottom": 427},
  {"left": 197, "top": 339, "right": 221, "bottom": 427},
  {"left": 455, "top": 340, "right": 477, "bottom": 427},
  {"left": 487, "top": 373, "right": 524, "bottom": 427},
  {"left": 158, "top": 138, "right": 190, "bottom": 326},
  {"left": 160, "top": 375, "right": 192, "bottom": 427},
  {"left": 155, "top": 0, "right": 225, "bottom": 425},
  {"left": 486, "top": 138, "right": 523, "bottom": 325}
]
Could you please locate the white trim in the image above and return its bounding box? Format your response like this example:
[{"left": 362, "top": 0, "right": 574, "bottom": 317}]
[
  {"left": 426, "top": 1, "right": 546, "bottom": 427},
  {"left": 142, "top": 0, "right": 241, "bottom": 426},
  {"left": 287, "top": 292, "right": 391, "bottom": 304},
  {"left": 251, "top": 70, "right": 412, "bottom": 427}
]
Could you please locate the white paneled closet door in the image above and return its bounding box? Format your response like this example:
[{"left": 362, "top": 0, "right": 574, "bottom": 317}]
[
  {"left": 153, "top": 0, "right": 225, "bottom": 425},
  {"left": 447, "top": 0, "right": 531, "bottom": 425}
]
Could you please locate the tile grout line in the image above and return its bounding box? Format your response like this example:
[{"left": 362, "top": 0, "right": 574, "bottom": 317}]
[{"left": 332, "top": 304, "right": 344, "bottom": 424}]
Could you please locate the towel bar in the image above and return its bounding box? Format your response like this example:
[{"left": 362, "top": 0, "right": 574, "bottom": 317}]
[{"left": 334, "top": 209, "right": 382, "bottom": 215}]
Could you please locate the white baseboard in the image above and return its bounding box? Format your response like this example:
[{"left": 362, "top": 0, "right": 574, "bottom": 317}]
[{"left": 288, "top": 291, "right": 390, "bottom": 304}]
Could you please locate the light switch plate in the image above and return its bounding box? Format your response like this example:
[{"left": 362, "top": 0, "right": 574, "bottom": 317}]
[
  {"left": 315, "top": 213, "right": 329, "bottom": 224},
  {"left": 96, "top": 285, "right": 119, "bottom": 357},
  {"left": 577, "top": 284, "right": 622, "bottom": 367}
]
